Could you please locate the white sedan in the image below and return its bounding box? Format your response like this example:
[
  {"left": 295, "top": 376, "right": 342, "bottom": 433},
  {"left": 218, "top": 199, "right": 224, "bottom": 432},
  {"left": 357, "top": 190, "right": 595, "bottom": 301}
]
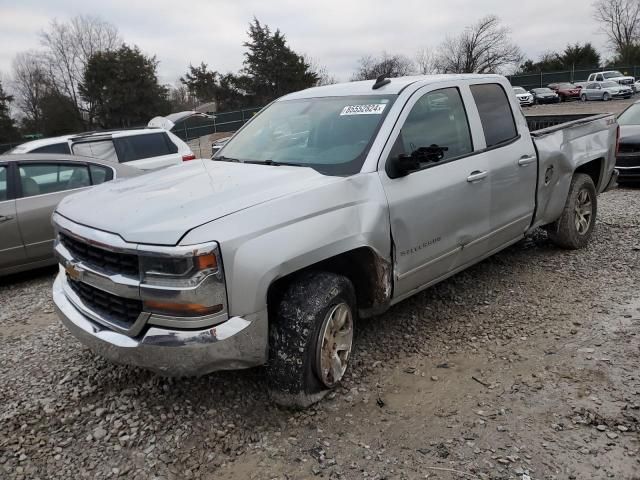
[{"left": 513, "top": 87, "right": 534, "bottom": 107}]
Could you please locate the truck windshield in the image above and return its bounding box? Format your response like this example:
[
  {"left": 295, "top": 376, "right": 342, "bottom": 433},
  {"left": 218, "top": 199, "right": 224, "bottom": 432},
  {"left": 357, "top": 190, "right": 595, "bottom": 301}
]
[{"left": 216, "top": 95, "right": 396, "bottom": 175}]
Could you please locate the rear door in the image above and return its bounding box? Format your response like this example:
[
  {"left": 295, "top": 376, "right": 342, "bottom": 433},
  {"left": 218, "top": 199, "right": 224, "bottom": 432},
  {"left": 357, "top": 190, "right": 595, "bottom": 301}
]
[
  {"left": 468, "top": 83, "right": 538, "bottom": 251},
  {"left": 113, "top": 132, "right": 181, "bottom": 169},
  {"left": 379, "top": 83, "right": 491, "bottom": 299},
  {"left": 15, "top": 161, "right": 92, "bottom": 261},
  {"left": 0, "top": 163, "right": 27, "bottom": 270}
]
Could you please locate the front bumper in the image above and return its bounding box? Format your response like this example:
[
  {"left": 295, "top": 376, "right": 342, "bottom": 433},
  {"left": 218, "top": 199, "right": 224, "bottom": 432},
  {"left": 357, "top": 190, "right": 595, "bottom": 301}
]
[{"left": 53, "top": 272, "right": 268, "bottom": 376}]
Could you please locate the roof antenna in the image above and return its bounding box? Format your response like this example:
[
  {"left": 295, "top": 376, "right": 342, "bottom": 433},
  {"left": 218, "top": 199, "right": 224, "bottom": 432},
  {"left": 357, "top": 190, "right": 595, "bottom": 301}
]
[{"left": 372, "top": 73, "right": 391, "bottom": 90}]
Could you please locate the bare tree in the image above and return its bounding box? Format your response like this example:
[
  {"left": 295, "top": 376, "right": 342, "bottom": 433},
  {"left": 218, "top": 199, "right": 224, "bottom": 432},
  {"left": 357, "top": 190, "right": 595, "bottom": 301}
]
[
  {"left": 39, "top": 15, "right": 121, "bottom": 119},
  {"left": 435, "top": 16, "right": 523, "bottom": 74},
  {"left": 414, "top": 47, "right": 438, "bottom": 74},
  {"left": 303, "top": 55, "right": 338, "bottom": 86},
  {"left": 12, "top": 51, "right": 49, "bottom": 129},
  {"left": 352, "top": 52, "right": 414, "bottom": 80},
  {"left": 593, "top": 0, "right": 640, "bottom": 60}
]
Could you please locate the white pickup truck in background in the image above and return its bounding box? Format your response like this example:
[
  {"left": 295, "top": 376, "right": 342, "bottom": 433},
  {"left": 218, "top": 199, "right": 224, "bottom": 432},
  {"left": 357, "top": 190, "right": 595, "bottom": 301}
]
[{"left": 51, "top": 74, "right": 618, "bottom": 407}]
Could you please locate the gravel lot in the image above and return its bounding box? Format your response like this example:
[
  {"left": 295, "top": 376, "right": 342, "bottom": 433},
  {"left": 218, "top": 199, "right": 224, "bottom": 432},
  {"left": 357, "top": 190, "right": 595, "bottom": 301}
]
[{"left": 1, "top": 101, "right": 639, "bottom": 480}]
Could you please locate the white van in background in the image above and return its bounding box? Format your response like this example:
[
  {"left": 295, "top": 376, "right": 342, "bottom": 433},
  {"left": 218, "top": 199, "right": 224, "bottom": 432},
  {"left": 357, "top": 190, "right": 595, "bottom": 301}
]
[{"left": 10, "top": 128, "right": 196, "bottom": 170}]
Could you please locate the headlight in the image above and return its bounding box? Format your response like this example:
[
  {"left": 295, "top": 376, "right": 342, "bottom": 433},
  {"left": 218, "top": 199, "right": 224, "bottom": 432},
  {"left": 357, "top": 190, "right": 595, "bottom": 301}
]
[{"left": 139, "top": 242, "right": 227, "bottom": 318}]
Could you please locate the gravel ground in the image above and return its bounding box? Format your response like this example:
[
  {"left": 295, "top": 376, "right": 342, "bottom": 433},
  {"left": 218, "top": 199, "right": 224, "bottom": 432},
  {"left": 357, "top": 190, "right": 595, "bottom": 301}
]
[{"left": 1, "top": 103, "right": 639, "bottom": 479}]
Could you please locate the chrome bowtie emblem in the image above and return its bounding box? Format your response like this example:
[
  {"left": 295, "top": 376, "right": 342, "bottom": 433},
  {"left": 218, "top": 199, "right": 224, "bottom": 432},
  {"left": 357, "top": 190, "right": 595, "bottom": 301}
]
[{"left": 65, "top": 262, "right": 85, "bottom": 281}]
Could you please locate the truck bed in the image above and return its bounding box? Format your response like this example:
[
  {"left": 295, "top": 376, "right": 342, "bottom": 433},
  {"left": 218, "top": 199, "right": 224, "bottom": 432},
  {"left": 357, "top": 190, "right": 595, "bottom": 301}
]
[
  {"left": 525, "top": 113, "right": 610, "bottom": 133},
  {"left": 525, "top": 113, "right": 618, "bottom": 230}
]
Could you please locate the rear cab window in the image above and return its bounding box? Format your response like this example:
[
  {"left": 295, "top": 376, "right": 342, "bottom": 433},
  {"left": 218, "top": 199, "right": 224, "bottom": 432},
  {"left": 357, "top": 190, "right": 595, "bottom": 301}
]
[
  {"left": 114, "top": 133, "right": 177, "bottom": 163},
  {"left": 470, "top": 83, "right": 519, "bottom": 148}
]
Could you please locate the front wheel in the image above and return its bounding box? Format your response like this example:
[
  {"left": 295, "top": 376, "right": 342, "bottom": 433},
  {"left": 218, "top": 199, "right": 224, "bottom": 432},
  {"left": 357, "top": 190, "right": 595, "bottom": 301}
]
[
  {"left": 267, "top": 272, "right": 356, "bottom": 408},
  {"left": 581, "top": 94, "right": 587, "bottom": 102},
  {"left": 603, "top": 92, "right": 610, "bottom": 101},
  {"left": 546, "top": 173, "right": 597, "bottom": 249}
]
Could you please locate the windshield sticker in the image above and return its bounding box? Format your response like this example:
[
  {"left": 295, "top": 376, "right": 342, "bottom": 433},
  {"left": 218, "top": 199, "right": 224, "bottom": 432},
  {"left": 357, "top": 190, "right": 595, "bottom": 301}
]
[{"left": 340, "top": 104, "right": 386, "bottom": 116}]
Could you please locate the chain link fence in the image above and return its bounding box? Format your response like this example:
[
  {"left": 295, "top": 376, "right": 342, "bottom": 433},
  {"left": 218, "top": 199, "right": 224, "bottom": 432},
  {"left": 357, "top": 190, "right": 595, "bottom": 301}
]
[
  {"left": 508, "top": 65, "right": 640, "bottom": 90},
  {"left": 0, "top": 142, "right": 20, "bottom": 154}
]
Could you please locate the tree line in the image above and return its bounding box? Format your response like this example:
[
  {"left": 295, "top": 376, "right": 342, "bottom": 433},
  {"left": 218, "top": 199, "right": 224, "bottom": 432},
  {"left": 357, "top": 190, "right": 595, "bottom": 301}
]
[{"left": 2, "top": 1, "right": 640, "bottom": 144}]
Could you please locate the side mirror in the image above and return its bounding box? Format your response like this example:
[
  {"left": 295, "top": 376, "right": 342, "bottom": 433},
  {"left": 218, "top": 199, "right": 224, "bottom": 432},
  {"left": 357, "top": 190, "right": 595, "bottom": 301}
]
[{"left": 386, "top": 154, "right": 420, "bottom": 179}]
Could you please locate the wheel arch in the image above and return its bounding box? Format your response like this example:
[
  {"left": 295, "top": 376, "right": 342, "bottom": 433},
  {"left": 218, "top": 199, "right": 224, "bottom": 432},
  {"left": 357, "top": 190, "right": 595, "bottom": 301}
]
[{"left": 267, "top": 246, "right": 393, "bottom": 320}]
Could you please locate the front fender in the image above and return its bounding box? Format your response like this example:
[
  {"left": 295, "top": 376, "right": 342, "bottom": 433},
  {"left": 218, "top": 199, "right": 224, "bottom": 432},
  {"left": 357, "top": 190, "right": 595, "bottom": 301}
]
[{"left": 180, "top": 172, "right": 391, "bottom": 316}]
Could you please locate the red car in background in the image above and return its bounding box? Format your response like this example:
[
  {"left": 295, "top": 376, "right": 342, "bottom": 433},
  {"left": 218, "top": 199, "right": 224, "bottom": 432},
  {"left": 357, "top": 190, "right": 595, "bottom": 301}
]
[{"left": 548, "top": 83, "right": 582, "bottom": 102}]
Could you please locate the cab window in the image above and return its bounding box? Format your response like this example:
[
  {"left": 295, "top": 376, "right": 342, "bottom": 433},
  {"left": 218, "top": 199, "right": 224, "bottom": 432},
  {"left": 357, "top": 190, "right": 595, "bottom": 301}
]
[
  {"left": 470, "top": 83, "right": 518, "bottom": 147},
  {"left": 391, "top": 87, "right": 473, "bottom": 165}
]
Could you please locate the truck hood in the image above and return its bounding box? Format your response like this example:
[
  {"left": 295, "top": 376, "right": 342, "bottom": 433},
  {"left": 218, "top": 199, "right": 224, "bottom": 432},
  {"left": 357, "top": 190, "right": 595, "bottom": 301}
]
[{"left": 56, "top": 159, "right": 338, "bottom": 245}]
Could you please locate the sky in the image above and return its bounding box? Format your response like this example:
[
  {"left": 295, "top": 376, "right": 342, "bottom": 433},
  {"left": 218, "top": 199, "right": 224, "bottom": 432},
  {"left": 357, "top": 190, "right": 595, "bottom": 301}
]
[{"left": 0, "top": 0, "right": 611, "bottom": 86}]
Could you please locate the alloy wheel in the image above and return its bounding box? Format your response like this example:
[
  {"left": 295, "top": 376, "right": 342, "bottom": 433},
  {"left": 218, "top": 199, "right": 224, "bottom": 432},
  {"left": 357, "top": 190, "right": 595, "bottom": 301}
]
[
  {"left": 574, "top": 189, "right": 593, "bottom": 235},
  {"left": 315, "top": 302, "right": 353, "bottom": 387}
]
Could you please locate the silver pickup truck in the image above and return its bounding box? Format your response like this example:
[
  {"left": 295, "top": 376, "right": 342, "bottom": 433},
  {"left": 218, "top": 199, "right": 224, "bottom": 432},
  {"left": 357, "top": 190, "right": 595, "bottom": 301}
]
[{"left": 52, "top": 74, "right": 618, "bottom": 407}]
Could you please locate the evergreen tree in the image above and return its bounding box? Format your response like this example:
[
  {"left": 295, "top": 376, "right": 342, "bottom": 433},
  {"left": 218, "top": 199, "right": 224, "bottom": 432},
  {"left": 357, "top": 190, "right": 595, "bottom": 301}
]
[
  {"left": 80, "top": 44, "right": 170, "bottom": 128},
  {"left": 241, "top": 18, "right": 318, "bottom": 104}
]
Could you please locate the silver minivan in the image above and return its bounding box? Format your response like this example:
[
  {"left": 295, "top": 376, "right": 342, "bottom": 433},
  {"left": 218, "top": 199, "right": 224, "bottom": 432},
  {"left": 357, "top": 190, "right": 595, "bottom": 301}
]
[{"left": 0, "top": 153, "right": 140, "bottom": 276}]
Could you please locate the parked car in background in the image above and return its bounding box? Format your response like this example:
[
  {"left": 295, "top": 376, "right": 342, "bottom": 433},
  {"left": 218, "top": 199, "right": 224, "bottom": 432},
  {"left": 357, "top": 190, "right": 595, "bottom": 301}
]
[
  {"left": 548, "top": 83, "right": 581, "bottom": 101},
  {"left": 530, "top": 88, "right": 560, "bottom": 104},
  {"left": 512, "top": 86, "right": 534, "bottom": 107},
  {"left": 580, "top": 81, "right": 633, "bottom": 101},
  {"left": 0, "top": 154, "right": 141, "bottom": 276},
  {"left": 148, "top": 111, "right": 216, "bottom": 141},
  {"left": 10, "top": 128, "right": 195, "bottom": 170},
  {"left": 615, "top": 100, "right": 640, "bottom": 185},
  {"left": 588, "top": 71, "right": 635, "bottom": 90},
  {"left": 211, "top": 136, "right": 231, "bottom": 157},
  {"left": 50, "top": 74, "right": 617, "bottom": 406}
]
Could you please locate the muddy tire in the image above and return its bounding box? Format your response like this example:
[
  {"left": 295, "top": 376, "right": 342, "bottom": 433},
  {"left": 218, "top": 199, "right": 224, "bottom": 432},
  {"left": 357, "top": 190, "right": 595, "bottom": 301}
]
[
  {"left": 267, "top": 272, "right": 356, "bottom": 408},
  {"left": 547, "top": 173, "right": 597, "bottom": 249}
]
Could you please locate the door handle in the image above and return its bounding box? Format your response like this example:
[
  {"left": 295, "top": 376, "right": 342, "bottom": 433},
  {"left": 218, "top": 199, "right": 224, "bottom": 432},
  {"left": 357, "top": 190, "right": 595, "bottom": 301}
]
[
  {"left": 518, "top": 155, "right": 536, "bottom": 166},
  {"left": 466, "top": 170, "right": 488, "bottom": 183},
  {"left": 0, "top": 215, "right": 14, "bottom": 223}
]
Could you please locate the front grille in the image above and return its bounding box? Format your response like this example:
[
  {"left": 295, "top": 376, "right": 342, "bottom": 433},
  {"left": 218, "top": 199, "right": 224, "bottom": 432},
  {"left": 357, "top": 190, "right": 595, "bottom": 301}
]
[
  {"left": 60, "top": 233, "right": 139, "bottom": 277},
  {"left": 67, "top": 276, "right": 142, "bottom": 326}
]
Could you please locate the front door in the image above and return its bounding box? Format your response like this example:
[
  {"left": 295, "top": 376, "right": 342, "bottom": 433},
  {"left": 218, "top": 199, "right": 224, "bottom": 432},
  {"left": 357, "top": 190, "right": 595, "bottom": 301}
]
[
  {"left": 379, "top": 85, "right": 491, "bottom": 299},
  {"left": 0, "top": 164, "right": 27, "bottom": 270}
]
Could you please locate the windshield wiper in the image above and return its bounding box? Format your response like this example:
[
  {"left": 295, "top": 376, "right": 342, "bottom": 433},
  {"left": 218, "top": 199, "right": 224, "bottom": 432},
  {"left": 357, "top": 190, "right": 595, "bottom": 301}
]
[
  {"left": 243, "top": 159, "right": 304, "bottom": 167},
  {"left": 214, "top": 155, "right": 241, "bottom": 162}
]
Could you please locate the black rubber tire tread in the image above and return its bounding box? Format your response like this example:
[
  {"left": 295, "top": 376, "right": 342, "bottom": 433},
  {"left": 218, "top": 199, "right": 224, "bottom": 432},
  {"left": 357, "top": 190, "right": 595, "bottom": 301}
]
[
  {"left": 267, "top": 271, "right": 356, "bottom": 408},
  {"left": 547, "top": 173, "right": 597, "bottom": 249}
]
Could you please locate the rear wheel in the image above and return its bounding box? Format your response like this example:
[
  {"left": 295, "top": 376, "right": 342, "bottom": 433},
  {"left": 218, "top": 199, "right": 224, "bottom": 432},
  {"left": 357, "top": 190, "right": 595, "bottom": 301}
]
[
  {"left": 267, "top": 271, "right": 356, "bottom": 408},
  {"left": 547, "top": 173, "right": 597, "bottom": 249}
]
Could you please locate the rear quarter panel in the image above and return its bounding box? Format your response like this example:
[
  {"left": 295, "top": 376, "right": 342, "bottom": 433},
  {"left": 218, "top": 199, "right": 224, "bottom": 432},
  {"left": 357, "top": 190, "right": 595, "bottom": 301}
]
[{"left": 530, "top": 114, "right": 617, "bottom": 228}]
